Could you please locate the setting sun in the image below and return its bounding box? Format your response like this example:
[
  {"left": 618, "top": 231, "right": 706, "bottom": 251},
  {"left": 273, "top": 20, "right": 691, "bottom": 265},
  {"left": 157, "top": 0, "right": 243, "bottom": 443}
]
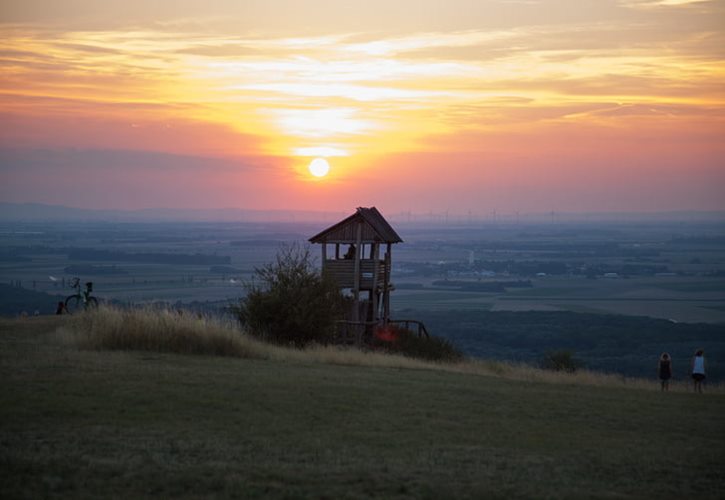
[{"left": 308, "top": 158, "right": 330, "bottom": 178}]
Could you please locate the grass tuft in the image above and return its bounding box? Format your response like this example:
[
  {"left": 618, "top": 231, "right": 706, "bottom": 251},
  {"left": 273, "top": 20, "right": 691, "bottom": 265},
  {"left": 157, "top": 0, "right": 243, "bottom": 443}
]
[{"left": 61, "top": 307, "right": 265, "bottom": 358}]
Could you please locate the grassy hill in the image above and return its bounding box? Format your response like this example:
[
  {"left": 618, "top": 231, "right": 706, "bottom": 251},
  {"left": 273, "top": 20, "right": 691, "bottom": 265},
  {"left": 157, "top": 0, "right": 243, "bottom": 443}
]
[{"left": 1, "top": 314, "right": 724, "bottom": 499}]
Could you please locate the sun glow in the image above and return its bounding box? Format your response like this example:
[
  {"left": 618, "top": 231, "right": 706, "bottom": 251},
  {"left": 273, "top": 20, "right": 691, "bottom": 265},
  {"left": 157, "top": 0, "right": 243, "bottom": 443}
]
[
  {"left": 1, "top": 1, "right": 723, "bottom": 213},
  {"left": 272, "top": 108, "right": 373, "bottom": 138},
  {"left": 308, "top": 158, "right": 330, "bottom": 177}
]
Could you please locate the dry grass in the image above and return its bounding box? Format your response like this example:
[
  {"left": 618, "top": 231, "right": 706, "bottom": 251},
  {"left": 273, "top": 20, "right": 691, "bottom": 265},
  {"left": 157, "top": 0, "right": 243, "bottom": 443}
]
[
  {"left": 61, "top": 307, "right": 277, "bottom": 360},
  {"left": 60, "top": 306, "right": 435, "bottom": 368},
  {"left": 61, "top": 306, "right": 721, "bottom": 394}
]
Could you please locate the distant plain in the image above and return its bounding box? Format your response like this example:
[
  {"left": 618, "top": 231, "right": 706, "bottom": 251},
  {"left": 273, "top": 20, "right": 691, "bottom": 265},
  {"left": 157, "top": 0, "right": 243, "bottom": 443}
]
[
  {"left": 2, "top": 217, "right": 724, "bottom": 379},
  {"left": 2, "top": 218, "right": 724, "bottom": 321}
]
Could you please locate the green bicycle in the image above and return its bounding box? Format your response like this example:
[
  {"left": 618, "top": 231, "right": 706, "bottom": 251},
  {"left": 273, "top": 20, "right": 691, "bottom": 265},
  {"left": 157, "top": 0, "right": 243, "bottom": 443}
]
[{"left": 64, "top": 277, "right": 99, "bottom": 314}]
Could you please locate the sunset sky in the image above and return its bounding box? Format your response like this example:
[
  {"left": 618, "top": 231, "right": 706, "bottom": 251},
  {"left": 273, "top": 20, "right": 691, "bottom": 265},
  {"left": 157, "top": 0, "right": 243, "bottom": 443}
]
[{"left": 1, "top": 0, "right": 724, "bottom": 216}]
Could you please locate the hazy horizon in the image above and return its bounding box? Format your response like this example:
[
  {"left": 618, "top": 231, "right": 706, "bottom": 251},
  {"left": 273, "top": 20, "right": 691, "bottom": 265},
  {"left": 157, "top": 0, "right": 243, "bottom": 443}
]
[
  {"left": 2, "top": 201, "right": 725, "bottom": 225},
  {"left": 1, "top": 1, "right": 724, "bottom": 214}
]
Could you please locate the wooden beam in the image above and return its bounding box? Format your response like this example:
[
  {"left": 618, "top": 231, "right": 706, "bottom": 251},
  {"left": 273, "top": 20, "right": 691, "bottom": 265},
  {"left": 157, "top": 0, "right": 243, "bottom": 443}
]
[
  {"left": 384, "top": 243, "right": 392, "bottom": 324},
  {"left": 352, "top": 222, "right": 362, "bottom": 323},
  {"left": 370, "top": 243, "right": 380, "bottom": 322}
]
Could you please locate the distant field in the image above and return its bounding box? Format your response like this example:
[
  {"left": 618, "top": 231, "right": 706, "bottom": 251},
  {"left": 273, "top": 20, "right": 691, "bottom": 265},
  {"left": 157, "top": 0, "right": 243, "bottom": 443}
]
[
  {"left": 393, "top": 275, "right": 725, "bottom": 323},
  {"left": 3, "top": 220, "right": 725, "bottom": 322},
  {"left": 1, "top": 316, "right": 724, "bottom": 499}
]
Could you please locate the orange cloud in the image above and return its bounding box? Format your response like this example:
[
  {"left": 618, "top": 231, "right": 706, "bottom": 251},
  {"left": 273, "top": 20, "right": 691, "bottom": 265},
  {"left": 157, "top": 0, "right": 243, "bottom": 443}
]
[{"left": 1, "top": 0, "right": 723, "bottom": 212}]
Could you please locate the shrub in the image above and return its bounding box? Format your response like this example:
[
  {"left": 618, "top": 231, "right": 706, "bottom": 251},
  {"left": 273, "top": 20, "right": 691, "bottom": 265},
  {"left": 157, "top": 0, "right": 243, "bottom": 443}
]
[
  {"left": 233, "top": 244, "right": 344, "bottom": 347},
  {"left": 374, "top": 325, "right": 464, "bottom": 363},
  {"left": 541, "top": 349, "right": 584, "bottom": 373}
]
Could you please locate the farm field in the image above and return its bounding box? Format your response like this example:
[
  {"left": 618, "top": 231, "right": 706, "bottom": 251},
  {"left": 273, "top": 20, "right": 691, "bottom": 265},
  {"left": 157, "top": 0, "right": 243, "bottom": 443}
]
[
  {"left": 0, "top": 221, "right": 318, "bottom": 310},
  {"left": 3, "top": 218, "right": 725, "bottom": 321},
  {"left": 2, "top": 218, "right": 724, "bottom": 381},
  {"left": 392, "top": 275, "right": 725, "bottom": 323},
  {"left": 1, "top": 316, "right": 724, "bottom": 499}
]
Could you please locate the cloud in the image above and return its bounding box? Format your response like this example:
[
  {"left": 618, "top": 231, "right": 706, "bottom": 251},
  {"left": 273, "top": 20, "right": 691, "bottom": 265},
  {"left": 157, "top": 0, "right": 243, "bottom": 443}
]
[
  {"left": 621, "top": 0, "right": 711, "bottom": 8},
  {"left": 0, "top": 148, "right": 269, "bottom": 174},
  {"left": 1, "top": 3, "right": 723, "bottom": 211},
  {"left": 0, "top": 147, "right": 291, "bottom": 210}
]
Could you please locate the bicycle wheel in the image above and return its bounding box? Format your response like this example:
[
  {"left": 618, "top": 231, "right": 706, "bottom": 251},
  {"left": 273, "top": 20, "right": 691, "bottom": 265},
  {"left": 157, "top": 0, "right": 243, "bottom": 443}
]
[
  {"left": 64, "top": 295, "right": 81, "bottom": 314},
  {"left": 85, "top": 297, "right": 99, "bottom": 310}
]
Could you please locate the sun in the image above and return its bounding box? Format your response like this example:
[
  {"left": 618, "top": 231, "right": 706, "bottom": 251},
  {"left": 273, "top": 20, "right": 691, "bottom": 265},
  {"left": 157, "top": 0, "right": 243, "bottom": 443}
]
[{"left": 308, "top": 157, "right": 330, "bottom": 177}]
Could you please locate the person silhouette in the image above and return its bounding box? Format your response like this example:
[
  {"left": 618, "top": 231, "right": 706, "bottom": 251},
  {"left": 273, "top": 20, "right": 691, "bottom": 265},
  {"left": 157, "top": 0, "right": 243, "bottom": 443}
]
[
  {"left": 691, "top": 349, "right": 706, "bottom": 393},
  {"left": 658, "top": 353, "right": 672, "bottom": 392}
]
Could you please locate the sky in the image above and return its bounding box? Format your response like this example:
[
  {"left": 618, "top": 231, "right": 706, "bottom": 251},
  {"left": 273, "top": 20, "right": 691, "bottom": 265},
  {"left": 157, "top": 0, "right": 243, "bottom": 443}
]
[{"left": 1, "top": 0, "right": 724, "bottom": 216}]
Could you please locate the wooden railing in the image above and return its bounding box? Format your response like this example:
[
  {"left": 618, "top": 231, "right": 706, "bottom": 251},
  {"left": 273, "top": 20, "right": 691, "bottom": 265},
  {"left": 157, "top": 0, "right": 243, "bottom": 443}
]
[
  {"left": 388, "top": 319, "right": 430, "bottom": 339},
  {"left": 322, "top": 259, "right": 389, "bottom": 289},
  {"left": 333, "top": 318, "right": 430, "bottom": 346},
  {"left": 333, "top": 320, "right": 378, "bottom": 345}
]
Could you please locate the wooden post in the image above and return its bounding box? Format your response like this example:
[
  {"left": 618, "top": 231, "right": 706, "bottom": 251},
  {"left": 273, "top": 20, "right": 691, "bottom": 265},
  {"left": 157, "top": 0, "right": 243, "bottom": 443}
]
[
  {"left": 383, "top": 243, "right": 392, "bottom": 324},
  {"left": 352, "top": 222, "right": 362, "bottom": 325},
  {"left": 321, "top": 243, "right": 327, "bottom": 263},
  {"left": 370, "top": 242, "right": 380, "bottom": 322}
]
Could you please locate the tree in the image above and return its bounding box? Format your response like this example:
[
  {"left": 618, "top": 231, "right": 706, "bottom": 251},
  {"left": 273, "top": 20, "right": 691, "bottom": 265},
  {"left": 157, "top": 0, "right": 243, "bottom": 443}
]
[{"left": 235, "top": 244, "right": 344, "bottom": 347}]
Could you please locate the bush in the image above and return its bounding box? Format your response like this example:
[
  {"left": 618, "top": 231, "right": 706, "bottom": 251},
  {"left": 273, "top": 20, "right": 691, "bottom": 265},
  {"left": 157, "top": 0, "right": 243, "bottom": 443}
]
[
  {"left": 374, "top": 325, "right": 464, "bottom": 363},
  {"left": 541, "top": 349, "right": 584, "bottom": 373},
  {"left": 234, "top": 244, "right": 344, "bottom": 347}
]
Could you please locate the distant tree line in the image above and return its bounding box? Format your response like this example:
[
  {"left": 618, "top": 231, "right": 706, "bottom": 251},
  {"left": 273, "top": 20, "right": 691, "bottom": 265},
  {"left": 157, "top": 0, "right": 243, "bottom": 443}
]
[
  {"left": 406, "top": 309, "right": 725, "bottom": 380},
  {"left": 396, "top": 259, "right": 672, "bottom": 278},
  {"left": 209, "top": 266, "right": 242, "bottom": 274},
  {"left": 472, "top": 260, "right": 568, "bottom": 276},
  {"left": 669, "top": 236, "right": 725, "bottom": 246},
  {"left": 68, "top": 249, "right": 231, "bottom": 265},
  {"left": 576, "top": 263, "right": 670, "bottom": 277},
  {"left": 449, "top": 241, "right": 662, "bottom": 259},
  {"left": 64, "top": 265, "right": 128, "bottom": 275},
  {"left": 431, "top": 280, "right": 532, "bottom": 292},
  {"left": 230, "top": 239, "right": 290, "bottom": 247},
  {"left": 0, "top": 253, "right": 32, "bottom": 263}
]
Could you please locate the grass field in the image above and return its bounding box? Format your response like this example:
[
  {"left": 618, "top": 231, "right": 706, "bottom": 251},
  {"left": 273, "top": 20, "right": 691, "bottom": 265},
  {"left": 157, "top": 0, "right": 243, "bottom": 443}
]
[{"left": 1, "top": 315, "right": 724, "bottom": 499}]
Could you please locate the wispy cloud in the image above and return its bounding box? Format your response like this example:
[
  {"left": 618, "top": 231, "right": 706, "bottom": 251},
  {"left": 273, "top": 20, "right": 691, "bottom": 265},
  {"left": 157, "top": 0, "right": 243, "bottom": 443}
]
[
  {"left": 621, "top": 0, "right": 710, "bottom": 8},
  {"left": 0, "top": 0, "right": 723, "bottom": 212},
  {"left": 1, "top": 1, "right": 723, "bottom": 165}
]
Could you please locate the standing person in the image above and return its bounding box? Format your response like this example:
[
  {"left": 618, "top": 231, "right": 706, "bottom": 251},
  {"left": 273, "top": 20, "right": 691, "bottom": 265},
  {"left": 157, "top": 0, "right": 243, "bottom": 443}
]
[
  {"left": 691, "top": 349, "right": 706, "bottom": 393},
  {"left": 658, "top": 353, "right": 672, "bottom": 392}
]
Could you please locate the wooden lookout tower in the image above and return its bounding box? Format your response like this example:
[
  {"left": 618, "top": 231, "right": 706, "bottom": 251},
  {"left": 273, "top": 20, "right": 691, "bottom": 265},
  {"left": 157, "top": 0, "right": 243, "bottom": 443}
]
[{"left": 309, "top": 207, "right": 402, "bottom": 341}]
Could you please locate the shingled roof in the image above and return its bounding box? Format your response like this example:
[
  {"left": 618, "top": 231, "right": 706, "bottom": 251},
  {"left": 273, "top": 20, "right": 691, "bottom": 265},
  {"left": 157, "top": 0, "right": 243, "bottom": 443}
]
[{"left": 309, "top": 207, "right": 403, "bottom": 244}]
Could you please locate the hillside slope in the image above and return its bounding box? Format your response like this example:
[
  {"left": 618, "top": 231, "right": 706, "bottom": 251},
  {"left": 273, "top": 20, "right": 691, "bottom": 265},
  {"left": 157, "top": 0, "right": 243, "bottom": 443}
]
[{"left": 1, "top": 316, "right": 724, "bottom": 499}]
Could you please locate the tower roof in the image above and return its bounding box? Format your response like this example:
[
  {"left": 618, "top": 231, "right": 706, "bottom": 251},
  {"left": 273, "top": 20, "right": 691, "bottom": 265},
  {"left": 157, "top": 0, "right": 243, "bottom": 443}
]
[{"left": 309, "top": 207, "right": 403, "bottom": 244}]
